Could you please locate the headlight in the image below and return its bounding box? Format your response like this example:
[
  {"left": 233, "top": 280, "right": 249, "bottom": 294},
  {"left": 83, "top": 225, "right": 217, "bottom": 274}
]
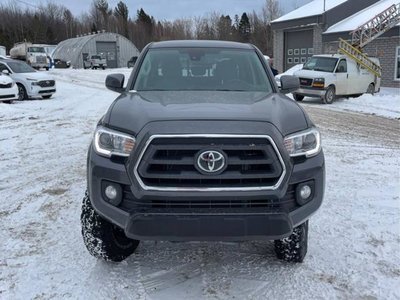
[
  {"left": 312, "top": 78, "right": 325, "bottom": 88},
  {"left": 94, "top": 126, "right": 135, "bottom": 157},
  {"left": 284, "top": 128, "right": 321, "bottom": 157}
]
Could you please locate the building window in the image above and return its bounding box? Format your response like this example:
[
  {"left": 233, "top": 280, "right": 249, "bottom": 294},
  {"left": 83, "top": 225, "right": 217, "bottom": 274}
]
[
  {"left": 288, "top": 49, "right": 293, "bottom": 55},
  {"left": 395, "top": 46, "right": 400, "bottom": 80},
  {"left": 294, "top": 57, "right": 299, "bottom": 63},
  {"left": 301, "top": 48, "right": 307, "bottom": 55},
  {"left": 288, "top": 58, "right": 293, "bottom": 64},
  {"left": 294, "top": 49, "right": 300, "bottom": 55},
  {"left": 308, "top": 48, "right": 314, "bottom": 55},
  {"left": 301, "top": 57, "right": 306, "bottom": 63}
]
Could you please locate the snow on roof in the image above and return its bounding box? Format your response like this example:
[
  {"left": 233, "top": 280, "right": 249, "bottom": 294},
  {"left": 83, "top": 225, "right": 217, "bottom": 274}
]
[
  {"left": 325, "top": 0, "right": 400, "bottom": 33},
  {"left": 271, "top": 0, "right": 347, "bottom": 23}
]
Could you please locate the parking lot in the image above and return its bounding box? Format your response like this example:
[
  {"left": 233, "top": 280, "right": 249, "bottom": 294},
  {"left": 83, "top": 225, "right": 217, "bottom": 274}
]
[{"left": 0, "top": 69, "right": 399, "bottom": 299}]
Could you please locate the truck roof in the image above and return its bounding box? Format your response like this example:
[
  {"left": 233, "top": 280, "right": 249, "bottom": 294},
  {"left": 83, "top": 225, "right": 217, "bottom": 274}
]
[{"left": 149, "top": 40, "right": 255, "bottom": 50}]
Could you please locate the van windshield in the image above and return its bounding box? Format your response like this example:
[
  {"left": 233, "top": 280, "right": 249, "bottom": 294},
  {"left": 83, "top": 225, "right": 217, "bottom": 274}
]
[
  {"left": 133, "top": 48, "right": 272, "bottom": 92},
  {"left": 92, "top": 55, "right": 101, "bottom": 59},
  {"left": 303, "top": 57, "right": 338, "bottom": 72}
]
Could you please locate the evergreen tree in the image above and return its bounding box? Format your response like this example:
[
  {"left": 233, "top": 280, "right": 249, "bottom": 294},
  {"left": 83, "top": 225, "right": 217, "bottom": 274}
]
[
  {"left": 114, "top": 1, "right": 129, "bottom": 37},
  {"left": 238, "top": 13, "right": 251, "bottom": 42}
]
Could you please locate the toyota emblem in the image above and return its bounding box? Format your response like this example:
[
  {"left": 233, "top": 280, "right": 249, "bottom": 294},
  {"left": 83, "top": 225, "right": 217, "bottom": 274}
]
[{"left": 196, "top": 150, "right": 226, "bottom": 174}]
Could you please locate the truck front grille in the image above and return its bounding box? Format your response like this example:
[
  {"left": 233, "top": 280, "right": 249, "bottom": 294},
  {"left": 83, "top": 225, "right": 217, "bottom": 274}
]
[
  {"left": 299, "top": 77, "right": 313, "bottom": 86},
  {"left": 38, "top": 80, "right": 55, "bottom": 87},
  {"left": 36, "top": 56, "right": 47, "bottom": 64},
  {"left": 135, "top": 135, "right": 285, "bottom": 191}
]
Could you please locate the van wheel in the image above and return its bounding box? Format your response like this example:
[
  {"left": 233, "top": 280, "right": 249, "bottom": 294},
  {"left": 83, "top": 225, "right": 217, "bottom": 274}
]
[
  {"left": 17, "top": 84, "right": 28, "bottom": 101},
  {"left": 322, "top": 86, "right": 335, "bottom": 104},
  {"left": 81, "top": 190, "right": 140, "bottom": 262},
  {"left": 274, "top": 221, "right": 308, "bottom": 263},
  {"left": 367, "top": 83, "right": 375, "bottom": 95},
  {"left": 293, "top": 94, "right": 304, "bottom": 101}
]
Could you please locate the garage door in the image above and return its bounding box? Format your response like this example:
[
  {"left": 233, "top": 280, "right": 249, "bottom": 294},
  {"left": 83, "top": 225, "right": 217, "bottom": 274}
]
[
  {"left": 96, "top": 41, "right": 117, "bottom": 68},
  {"left": 284, "top": 30, "right": 313, "bottom": 71}
]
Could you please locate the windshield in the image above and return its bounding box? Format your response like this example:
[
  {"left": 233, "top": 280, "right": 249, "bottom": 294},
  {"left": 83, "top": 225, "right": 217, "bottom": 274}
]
[
  {"left": 303, "top": 57, "right": 338, "bottom": 72},
  {"left": 133, "top": 48, "right": 272, "bottom": 92},
  {"left": 7, "top": 62, "right": 36, "bottom": 73},
  {"left": 28, "top": 47, "right": 45, "bottom": 53},
  {"left": 92, "top": 55, "right": 101, "bottom": 59}
]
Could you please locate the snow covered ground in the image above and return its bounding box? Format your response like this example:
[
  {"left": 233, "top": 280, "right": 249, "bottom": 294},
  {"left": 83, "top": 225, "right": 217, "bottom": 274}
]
[
  {"left": 0, "top": 69, "right": 399, "bottom": 299},
  {"left": 297, "top": 87, "right": 400, "bottom": 119}
]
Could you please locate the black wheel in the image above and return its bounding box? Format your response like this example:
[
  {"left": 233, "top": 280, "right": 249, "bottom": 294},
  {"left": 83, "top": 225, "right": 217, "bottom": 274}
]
[
  {"left": 274, "top": 221, "right": 308, "bottom": 263},
  {"left": 323, "top": 86, "right": 335, "bottom": 104},
  {"left": 293, "top": 94, "right": 304, "bottom": 101},
  {"left": 42, "top": 95, "right": 52, "bottom": 99},
  {"left": 102, "top": 66, "right": 105, "bottom": 70},
  {"left": 45, "top": 67, "right": 49, "bottom": 71},
  {"left": 17, "top": 84, "right": 28, "bottom": 101},
  {"left": 367, "top": 83, "right": 375, "bottom": 95},
  {"left": 81, "top": 191, "right": 140, "bottom": 262}
]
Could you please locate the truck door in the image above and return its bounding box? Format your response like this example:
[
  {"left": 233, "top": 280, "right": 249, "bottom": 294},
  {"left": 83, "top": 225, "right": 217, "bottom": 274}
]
[{"left": 334, "top": 59, "right": 348, "bottom": 95}]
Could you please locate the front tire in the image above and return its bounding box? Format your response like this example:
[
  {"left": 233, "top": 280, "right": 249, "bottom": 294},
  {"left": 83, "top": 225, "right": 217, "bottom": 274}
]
[
  {"left": 293, "top": 93, "right": 304, "bottom": 102},
  {"left": 274, "top": 221, "right": 308, "bottom": 263},
  {"left": 322, "top": 86, "right": 335, "bottom": 104},
  {"left": 81, "top": 191, "right": 140, "bottom": 262},
  {"left": 17, "top": 84, "right": 28, "bottom": 101}
]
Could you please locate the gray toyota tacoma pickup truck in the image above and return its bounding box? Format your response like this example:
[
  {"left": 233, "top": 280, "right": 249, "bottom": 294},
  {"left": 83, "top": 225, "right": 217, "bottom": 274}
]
[{"left": 81, "top": 40, "right": 325, "bottom": 263}]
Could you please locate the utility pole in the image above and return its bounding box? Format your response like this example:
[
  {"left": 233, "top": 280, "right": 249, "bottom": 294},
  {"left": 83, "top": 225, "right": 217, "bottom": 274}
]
[{"left": 323, "top": 0, "right": 326, "bottom": 12}]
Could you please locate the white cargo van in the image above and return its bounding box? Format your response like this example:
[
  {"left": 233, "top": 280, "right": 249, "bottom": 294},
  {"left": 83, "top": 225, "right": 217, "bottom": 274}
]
[{"left": 292, "top": 54, "right": 380, "bottom": 104}]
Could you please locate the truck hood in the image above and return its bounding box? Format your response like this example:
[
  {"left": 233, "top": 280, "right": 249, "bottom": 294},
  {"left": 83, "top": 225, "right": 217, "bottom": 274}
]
[
  {"left": 294, "top": 69, "right": 331, "bottom": 78},
  {"left": 105, "top": 91, "right": 310, "bottom": 136}
]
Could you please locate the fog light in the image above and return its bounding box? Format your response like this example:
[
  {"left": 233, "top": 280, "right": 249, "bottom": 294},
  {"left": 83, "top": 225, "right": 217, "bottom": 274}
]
[
  {"left": 102, "top": 181, "right": 123, "bottom": 206},
  {"left": 295, "top": 180, "right": 315, "bottom": 206},
  {"left": 105, "top": 185, "right": 117, "bottom": 200},
  {"left": 300, "top": 185, "right": 312, "bottom": 199}
]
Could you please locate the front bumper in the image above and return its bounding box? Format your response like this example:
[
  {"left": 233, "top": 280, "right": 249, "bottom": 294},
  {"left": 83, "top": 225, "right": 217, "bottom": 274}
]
[
  {"left": 296, "top": 87, "right": 326, "bottom": 98},
  {"left": 88, "top": 143, "right": 325, "bottom": 241},
  {"left": 28, "top": 84, "right": 56, "bottom": 98},
  {"left": 0, "top": 85, "right": 18, "bottom": 101}
]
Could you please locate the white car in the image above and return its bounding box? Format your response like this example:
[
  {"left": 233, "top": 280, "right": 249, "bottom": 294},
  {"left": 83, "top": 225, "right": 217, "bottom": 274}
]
[
  {"left": 0, "top": 73, "right": 18, "bottom": 104},
  {"left": 293, "top": 54, "right": 380, "bottom": 104},
  {"left": 0, "top": 59, "right": 56, "bottom": 100},
  {"left": 83, "top": 55, "right": 107, "bottom": 70}
]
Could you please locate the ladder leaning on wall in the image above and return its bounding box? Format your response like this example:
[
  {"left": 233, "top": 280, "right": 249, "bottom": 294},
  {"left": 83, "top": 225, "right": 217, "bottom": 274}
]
[{"left": 337, "top": 3, "right": 400, "bottom": 78}]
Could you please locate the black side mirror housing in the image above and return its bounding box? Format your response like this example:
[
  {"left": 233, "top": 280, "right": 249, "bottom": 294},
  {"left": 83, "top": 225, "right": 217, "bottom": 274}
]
[
  {"left": 106, "top": 74, "right": 125, "bottom": 93},
  {"left": 279, "top": 75, "right": 299, "bottom": 94}
]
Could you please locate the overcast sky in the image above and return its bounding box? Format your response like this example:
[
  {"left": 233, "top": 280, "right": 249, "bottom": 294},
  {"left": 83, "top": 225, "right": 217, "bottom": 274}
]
[{"left": 15, "top": 0, "right": 312, "bottom": 20}]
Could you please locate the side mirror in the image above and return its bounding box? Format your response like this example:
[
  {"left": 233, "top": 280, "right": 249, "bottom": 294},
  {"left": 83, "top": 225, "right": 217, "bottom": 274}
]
[
  {"left": 2, "top": 69, "right": 10, "bottom": 75},
  {"left": 106, "top": 74, "right": 125, "bottom": 93},
  {"left": 279, "top": 75, "right": 299, "bottom": 94}
]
